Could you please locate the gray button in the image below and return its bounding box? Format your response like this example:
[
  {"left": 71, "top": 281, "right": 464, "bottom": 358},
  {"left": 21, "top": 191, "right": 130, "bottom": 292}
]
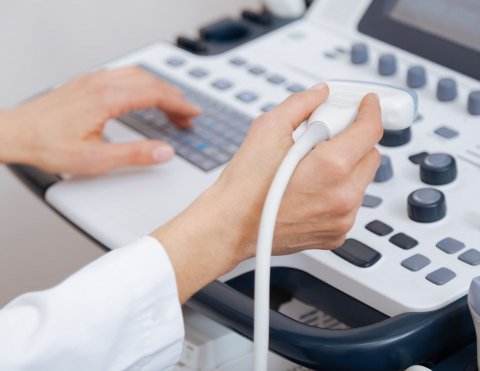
[
  {"left": 267, "top": 74, "right": 286, "bottom": 85},
  {"left": 378, "top": 54, "right": 397, "bottom": 76},
  {"left": 426, "top": 268, "right": 456, "bottom": 285},
  {"left": 166, "top": 56, "right": 186, "bottom": 67},
  {"left": 401, "top": 254, "right": 431, "bottom": 272},
  {"left": 468, "top": 91, "right": 480, "bottom": 115},
  {"left": 248, "top": 66, "right": 266, "bottom": 75},
  {"left": 374, "top": 155, "right": 393, "bottom": 182},
  {"left": 362, "top": 194, "right": 382, "bottom": 208},
  {"left": 436, "top": 237, "right": 465, "bottom": 254},
  {"left": 407, "top": 66, "right": 427, "bottom": 88},
  {"left": 261, "top": 103, "right": 277, "bottom": 112},
  {"left": 351, "top": 42, "right": 368, "bottom": 64},
  {"left": 212, "top": 79, "right": 233, "bottom": 90},
  {"left": 434, "top": 126, "right": 459, "bottom": 139},
  {"left": 188, "top": 68, "right": 209, "bottom": 78},
  {"left": 287, "top": 83, "right": 306, "bottom": 93},
  {"left": 230, "top": 57, "right": 247, "bottom": 66},
  {"left": 236, "top": 91, "right": 258, "bottom": 103},
  {"left": 459, "top": 249, "right": 480, "bottom": 266},
  {"left": 436, "top": 78, "right": 457, "bottom": 102}
]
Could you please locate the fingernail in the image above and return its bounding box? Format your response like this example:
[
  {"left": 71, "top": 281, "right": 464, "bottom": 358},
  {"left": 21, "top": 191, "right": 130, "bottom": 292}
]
[
  {"left": 371, "top": 93, "right": 380, "bottom": 102},
  {"left": 309, "top": 82, "right": 327, "bottom": 91},
  {"left": 153, "top": 145, "right": 174, "bottom": 162}
]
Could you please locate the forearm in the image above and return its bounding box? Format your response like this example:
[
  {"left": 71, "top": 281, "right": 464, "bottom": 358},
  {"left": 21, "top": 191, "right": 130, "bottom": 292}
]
[
  {"left": 0, "top": 108, "right": 34, "bottom": 165},
  {"left": 152, "top": 181, "right": 256, "bottom": 303}
]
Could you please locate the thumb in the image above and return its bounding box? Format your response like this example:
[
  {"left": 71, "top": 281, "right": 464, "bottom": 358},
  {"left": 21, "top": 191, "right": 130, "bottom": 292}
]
[{"left": 89, "top": 140, "right": 174, "bottom": 173}]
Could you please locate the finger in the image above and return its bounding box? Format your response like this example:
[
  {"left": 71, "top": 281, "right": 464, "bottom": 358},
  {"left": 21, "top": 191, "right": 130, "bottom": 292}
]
[
  {"left": 349, "top": 147, "right": 382, "bottom": 191},
  {"left": 323, "top": 93, "right": 383, "bottom": 167},
  {"left": 95, "top": 66, "right": 202, "bottom": 121},
  {"left": 265, "top": 83, "right": 329, "bottom": 131},
  {"left": 83, "top": 140, "right": 175, "bottom": 174},
  {"left": 166, "top": 113, "right": 195, "bottom": 129}
]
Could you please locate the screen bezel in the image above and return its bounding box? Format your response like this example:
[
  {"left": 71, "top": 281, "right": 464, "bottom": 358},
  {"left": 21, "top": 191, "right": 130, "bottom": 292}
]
[{"left": 358, "top": 0, "right": 480, "bottom": 81}]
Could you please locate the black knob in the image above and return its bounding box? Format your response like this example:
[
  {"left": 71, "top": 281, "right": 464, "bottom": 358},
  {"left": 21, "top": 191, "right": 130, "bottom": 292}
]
[
  {"left": 408, "top": 188, "right": 447, "bottom": 223},
  {"left": 379, "top": 127, "right": 411, "bottom": 147},
  {"left": 420, "top": 153, "right": 457, "bottom": 185}
]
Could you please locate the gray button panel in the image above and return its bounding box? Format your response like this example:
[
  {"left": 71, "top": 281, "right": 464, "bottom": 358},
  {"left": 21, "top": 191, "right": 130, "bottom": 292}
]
[
  {"left": 436, "top": 237, "right": 465, "bottom": 254},
  {"left": 401, "top": 254, "right": 431, "bottom": 272},
  {"left": 426, "top": 268, "right": 456, "bottom": 286}
]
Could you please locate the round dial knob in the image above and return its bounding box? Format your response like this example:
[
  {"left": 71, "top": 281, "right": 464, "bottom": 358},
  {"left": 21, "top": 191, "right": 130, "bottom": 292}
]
[
  {"left": 351, "top": 43, "right": 368, "bottom": 65},
  {"left": 420, "top": 153, "right": 457, "bottom": 185},
  {"left": 374, "top": 155, "right": 394, "bottom": 182},
  {"left": 408, "top": 188, "right": 447, "bottom": 223},
  {"left": 378, "top": 54, "right": 397, "bottom": 76},
  {"left": 379, "top": 127, "right": 411, "bottom": 147},
  {"left": 468, "top": 91, "right": 480, "bottom": 115},
  {"left": 407, "top": 66, "right": 427, "bottom": 88},
  {"left": 437, "top": 78, "right": 457, "bottom": 102}
]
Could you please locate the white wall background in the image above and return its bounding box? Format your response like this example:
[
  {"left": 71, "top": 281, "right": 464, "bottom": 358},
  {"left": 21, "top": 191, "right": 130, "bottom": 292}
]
[{"left": 0, "top": 0, "right": 261, "bottom": 306}]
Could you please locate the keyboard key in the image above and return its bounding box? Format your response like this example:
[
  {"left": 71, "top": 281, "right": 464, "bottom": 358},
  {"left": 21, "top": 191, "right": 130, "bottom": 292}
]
[
  {"left": 436, "top": 237, "right": 465, "bottom": 254},
  {"left": 458, "top": 249, "right": 480, "bottom": 266},
  {"left": 189, "top": 68, "right": 209, "bottom": 78},
  {"left": 248, "top": 66, "right": 266, "bottom": 75},
  {"left": 166, "top": 56, "right": 186, "bottom": 67},
  {"left": 426, "top": 268, "right": 456, "bottom": 286},
  {"left": 267, "top": 74, "right": 286, "bottom": 85},
  {"left": 236, "top": 91, "right": 259, "bottom": 103},
  {"left": 230, "top": 57, "right": 247, "bottom": 66},
  {"left": 361, "top": 194, "right": 382, "bottom": 208},
  {"left": 401, "top": 254, "right": 431, "bottom": 272},
  {"left": 333, "top": 239, "right": 381, "bottom": 268},
  {"left": 261, "top": 103, "right": 277, "bottom": 112},
  {"left": 434, "top": 126, "right": 459, "bottom": 139},
  {"left": 211, "top": 79, "right": 233, "bottom": 90},
  {"left": 389, "top": 233, "right": 418, "bottom": 250},
  {"left": 287, "top": 83, "right": 306, "bottom": 93},
  {"left": 365, "top": 220, "right": 394, "bottom": 236}
]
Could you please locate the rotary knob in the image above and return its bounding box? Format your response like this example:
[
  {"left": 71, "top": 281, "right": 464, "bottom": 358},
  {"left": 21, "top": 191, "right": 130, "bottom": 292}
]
[
  {"left": 379, "top": 127, "right": 411, "bottom": 147},
  {"left": 408, "top": 188, "right": 447, "bottom": 223},
  {"left": 378, "top": 54, "right": 397, "bottom": 76},
  {"left": 351, "top": 43, "right": 369, "bottom": 65},
  {"left": 420, "top": 153, "right": 457, "bottom": 185},
  {"left": 407, "top": 66, "right": 427, "bottom": 88},
  {"left": 437, "top": 78, "right": 457, "bottom": 102}
]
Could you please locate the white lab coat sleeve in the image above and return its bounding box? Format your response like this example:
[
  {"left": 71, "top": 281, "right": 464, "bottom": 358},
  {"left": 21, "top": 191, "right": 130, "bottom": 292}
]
[{"left": 0, "top": 236, "right": 184, "bottom": 371}]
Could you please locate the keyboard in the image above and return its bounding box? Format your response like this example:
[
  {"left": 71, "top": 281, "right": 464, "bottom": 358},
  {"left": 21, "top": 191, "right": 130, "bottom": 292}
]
[{"left": 118, "top": 65, "right": 253, "bottom": 171}]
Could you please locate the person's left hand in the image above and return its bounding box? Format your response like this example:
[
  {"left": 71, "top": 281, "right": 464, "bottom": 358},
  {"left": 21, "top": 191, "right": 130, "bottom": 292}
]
[{"left": 0, "top": 66, "right": 201, "bottom": 174}]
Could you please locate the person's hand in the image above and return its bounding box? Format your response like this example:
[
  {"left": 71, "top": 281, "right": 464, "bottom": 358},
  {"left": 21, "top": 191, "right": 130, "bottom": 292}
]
[
  {"left": 153, "top": 84, "right": 383, "bottom": 302},
  {"left": 0, "top": 66, "right": 201, "bottom": 174}
]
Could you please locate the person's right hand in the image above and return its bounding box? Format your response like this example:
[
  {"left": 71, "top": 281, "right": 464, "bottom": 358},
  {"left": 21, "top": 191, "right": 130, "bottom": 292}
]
[{"left": 153, "top": 84, "right": 383, "bottom": 303}]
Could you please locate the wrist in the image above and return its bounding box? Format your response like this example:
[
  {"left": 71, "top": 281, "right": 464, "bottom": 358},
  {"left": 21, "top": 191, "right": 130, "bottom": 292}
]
[
  {"left": 0, "top": 108, "right": 37, "bottom": 165},
  {"left": 151, "top": 181, "right": 255, "bottom": 302}
]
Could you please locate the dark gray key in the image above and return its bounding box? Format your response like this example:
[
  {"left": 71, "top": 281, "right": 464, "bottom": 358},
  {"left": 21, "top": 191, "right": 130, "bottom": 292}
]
[
  {"left": 436, "top": 237, "right": 465, "bottom": 254},
  {"left": 365, "top": 220, "right": 394, "bottom": 236},
  {"left": 434, "top": 126, "right": 459, "bottom": 139},
  {"left": 332, "top": 239, "right": 381, "bottom": 268},
  {"left": 426, "top": 268, "right": 456, "bottom": 285},
  {"left": 390, "top": 233, "right": 418, "bottom": 250},
  {"left": 401, "top": 254, "right": 431, "bottom": 271},
  {"left": 458, "top": 249, "right": 480, "bottom": 266}
]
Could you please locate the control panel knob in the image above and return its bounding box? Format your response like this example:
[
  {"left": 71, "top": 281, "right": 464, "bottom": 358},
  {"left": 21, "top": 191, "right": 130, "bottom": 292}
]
[
  {"left": 407, "top": 66, "right": 427, "bottom": 88},
  {"left": 408, "top": 188, "right": 447, "bottom": 223},
  {"left": 351, "top": 43, "right": 368, "bottom": 65},
  {"left": 468, "top": 91, "right": 480, "bottom": 115},
  {"left": 420, "top": 153, "right": 457, "bottom": 185},
  {"left": 379, "top": 127, "right": 411, "bottom": 147},
  {"left": 378, "top": 54, "right": 397, "bottom": 76},
  {"left": 374, "top": 155, "right": 394, "bottom": 182},
  {"left": 436, "top": 78, "right": 458, "bottom": 102}
]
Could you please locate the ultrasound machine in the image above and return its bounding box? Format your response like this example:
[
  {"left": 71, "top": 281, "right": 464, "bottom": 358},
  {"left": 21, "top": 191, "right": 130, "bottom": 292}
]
[{"left": 10, "top": 0, "right": 480, "bottom": 369}]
